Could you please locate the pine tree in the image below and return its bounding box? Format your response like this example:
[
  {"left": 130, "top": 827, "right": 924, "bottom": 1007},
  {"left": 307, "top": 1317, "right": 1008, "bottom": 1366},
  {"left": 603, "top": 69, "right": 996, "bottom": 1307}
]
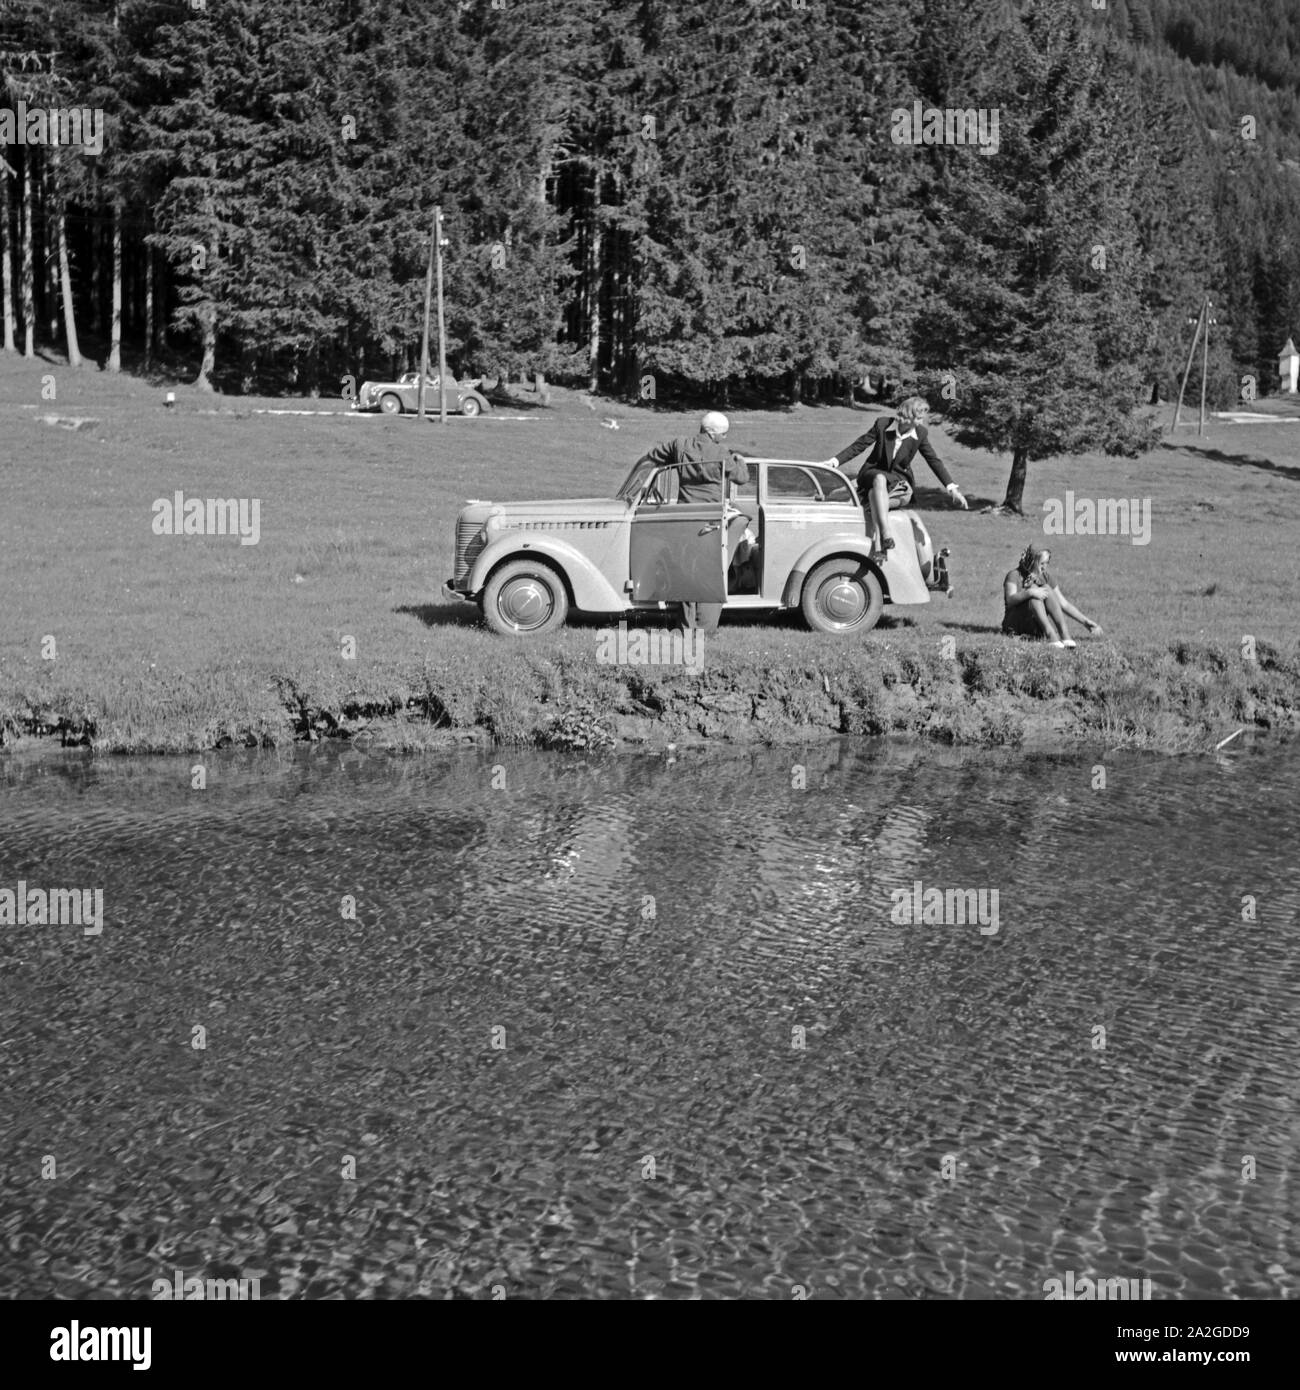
[
  {"left": 127, "top": 1, "right": 354, "bottom": 389},
  {"left": 1126, "top": 52, "right": 1230, "bottom": 402},
  {"left": 913, "top": 0, "right": 1156, "bottom": 514},
  {"left": 444, "top": 0, "right": 580, "bottom": 388}
]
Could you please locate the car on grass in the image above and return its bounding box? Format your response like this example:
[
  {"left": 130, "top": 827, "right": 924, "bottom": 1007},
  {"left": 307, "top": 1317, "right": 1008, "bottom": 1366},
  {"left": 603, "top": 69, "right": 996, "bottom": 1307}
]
[
  {"left": 354, "top": 371, "right": 491, "bottom": 417},
  {"left": 441, "top": 456, "right": 952, "bottom": 636}
]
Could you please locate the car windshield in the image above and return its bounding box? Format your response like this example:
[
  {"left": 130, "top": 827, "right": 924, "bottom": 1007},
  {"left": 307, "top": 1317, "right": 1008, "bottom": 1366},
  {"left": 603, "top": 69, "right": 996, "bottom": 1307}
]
[{"left": 616, "top": 458, "right": 658, "bottom": 500}]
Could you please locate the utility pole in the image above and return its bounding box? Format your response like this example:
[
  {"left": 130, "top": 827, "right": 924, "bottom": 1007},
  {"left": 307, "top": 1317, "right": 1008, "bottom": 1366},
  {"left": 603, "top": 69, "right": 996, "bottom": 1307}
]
[
  {"left": 1173, "top": 296, "right": 1207, "bottom": 432},
  {"left": 435, "top": 206, "right": 448, "bottom": 425},
  {"left": 1199, "top": 298, "right": 1214, "bottom": 437},
  {"left": 417, "top": 211, "right": 435, "bottom": 421},
  {"left": 1179, "top": 300, "right": 1212, "bottom": 430}
]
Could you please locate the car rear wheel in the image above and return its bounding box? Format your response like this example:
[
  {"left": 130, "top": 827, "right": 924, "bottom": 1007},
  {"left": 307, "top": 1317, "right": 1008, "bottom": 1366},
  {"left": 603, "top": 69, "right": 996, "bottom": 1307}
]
[
  {"left": 379, "top": 392, "right": 403, "bottom": 415},
  {"left": 801, "top": 556, "right": 884, "bottom": 635},
  {"left": 460, "top": 397, "right": 482, "bottom": 418},
  {"left": 482, "top": 560, "right": 569, "bottom": 636}
]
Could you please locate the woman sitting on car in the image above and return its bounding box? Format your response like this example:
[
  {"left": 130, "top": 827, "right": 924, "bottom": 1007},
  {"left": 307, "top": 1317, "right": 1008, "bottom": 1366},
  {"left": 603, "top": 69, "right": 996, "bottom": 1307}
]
[
  {"left": 821, "top": 396, "right": 968, "bottom": 560},
  {"left": 1002, "top": 544, "right": 1102, "bottom": 648}
]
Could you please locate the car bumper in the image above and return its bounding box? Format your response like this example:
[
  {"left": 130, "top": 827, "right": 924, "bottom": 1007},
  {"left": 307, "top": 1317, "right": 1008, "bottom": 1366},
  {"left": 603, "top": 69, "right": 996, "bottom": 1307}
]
[{"left": 441, "top": 580, "right": 474, "bottom": 603}]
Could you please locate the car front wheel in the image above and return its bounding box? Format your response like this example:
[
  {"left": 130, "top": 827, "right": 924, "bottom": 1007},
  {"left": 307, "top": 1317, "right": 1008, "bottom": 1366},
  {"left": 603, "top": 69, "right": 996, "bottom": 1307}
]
[
  {"left": 801, "top": 556, "right": 884, "bottom": 634},
  {"left": 379, "top": 392, "right": 403, "bottom": 414},
  {"left": 482, "top": 560, "right": 569, "bottom": 636},
  {"left": 460, "top": 396, "right": 482, "bottom": 417}
]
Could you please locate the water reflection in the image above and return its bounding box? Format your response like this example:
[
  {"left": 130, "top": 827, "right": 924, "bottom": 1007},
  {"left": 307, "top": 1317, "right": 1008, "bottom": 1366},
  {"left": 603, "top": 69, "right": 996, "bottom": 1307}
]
[{"left": 0, "top": 739, "right": 1296, "bottom": 1299}]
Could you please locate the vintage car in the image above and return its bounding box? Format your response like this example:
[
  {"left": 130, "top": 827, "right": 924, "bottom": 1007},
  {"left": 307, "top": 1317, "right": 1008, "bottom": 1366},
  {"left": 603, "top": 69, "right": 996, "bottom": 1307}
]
[
  {"left": 354, "top": 371, "right": 491, "bottom": 417},
  {"left": 442, "top": 456, "right": 952, "bottom": 636}
]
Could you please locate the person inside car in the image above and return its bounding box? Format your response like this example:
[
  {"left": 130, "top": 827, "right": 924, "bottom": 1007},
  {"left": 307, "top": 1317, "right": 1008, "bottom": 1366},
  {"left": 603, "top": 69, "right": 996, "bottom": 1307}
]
[
  {"left": 1002, "top": 543, "right": 1103, "bottom": 648},
  {"left": 821, "top": 396, "right": 967, "bottom": 560}
]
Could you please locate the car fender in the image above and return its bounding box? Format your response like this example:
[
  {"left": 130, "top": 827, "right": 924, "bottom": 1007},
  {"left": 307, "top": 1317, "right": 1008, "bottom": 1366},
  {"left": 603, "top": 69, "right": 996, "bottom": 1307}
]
[
  {"left": 462, "top": 391, "right": 491, "bottom": 412},
  {"left": 466, "top": 533, "right": 627, "bottom": 612},
  {"left": 781, "top": 537, "right": 886, "bottom": 607}
]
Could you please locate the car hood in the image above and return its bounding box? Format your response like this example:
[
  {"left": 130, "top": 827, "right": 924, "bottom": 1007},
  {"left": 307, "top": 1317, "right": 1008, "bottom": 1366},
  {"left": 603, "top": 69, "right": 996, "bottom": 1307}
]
[{"left": 457, "top": 497, "right": 630, "bottom": 525}]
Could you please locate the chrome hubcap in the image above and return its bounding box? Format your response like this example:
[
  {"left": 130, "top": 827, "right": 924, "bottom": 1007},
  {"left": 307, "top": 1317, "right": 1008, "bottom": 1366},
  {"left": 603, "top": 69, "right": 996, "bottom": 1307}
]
[
  {"left": 499, "top": 576, "right": 552, "bottom": 628},
  {"left": 821, "top": 576, "right": 866, "bottom": 625}
]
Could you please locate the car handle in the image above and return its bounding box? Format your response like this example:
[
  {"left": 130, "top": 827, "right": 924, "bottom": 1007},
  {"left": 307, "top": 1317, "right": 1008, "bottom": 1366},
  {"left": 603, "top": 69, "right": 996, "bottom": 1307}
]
[{"left": 699, "top": 522, "right": 721, "bottom": 534}]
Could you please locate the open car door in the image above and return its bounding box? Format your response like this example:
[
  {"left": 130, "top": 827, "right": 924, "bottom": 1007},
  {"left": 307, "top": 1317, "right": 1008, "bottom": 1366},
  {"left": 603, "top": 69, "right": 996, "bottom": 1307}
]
[{"left": 629, "top": 468, "right": 747, "bottom": 603}]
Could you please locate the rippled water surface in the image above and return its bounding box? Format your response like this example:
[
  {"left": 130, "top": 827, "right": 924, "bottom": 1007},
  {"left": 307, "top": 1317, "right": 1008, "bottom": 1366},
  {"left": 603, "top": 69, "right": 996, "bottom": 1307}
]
[{"left": 1, "top": 741, "right": 1297, "bottom": 1299}]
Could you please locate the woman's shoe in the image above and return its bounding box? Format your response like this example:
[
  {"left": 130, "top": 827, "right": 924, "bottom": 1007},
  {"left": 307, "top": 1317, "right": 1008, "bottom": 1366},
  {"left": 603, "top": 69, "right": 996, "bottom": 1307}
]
[{"left": 1061, "top": 638, "right": 1077, "bottom": 648}]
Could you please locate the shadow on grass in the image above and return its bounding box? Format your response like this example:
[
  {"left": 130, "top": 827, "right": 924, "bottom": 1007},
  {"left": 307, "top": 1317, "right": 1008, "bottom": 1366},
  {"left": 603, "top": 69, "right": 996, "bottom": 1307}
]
[
  {"left": 938, "top": 620, "right": 1005, "bottom": 635},
  {"left": 396, "top": 603, "right": 481, "bottom": 628},
  {"left": 910, "top": 486, "right": 1003, "bottom": 512},
  {"left": 481, "top": 388, "right": 552, "bottom": 413},
  {"left": 1161, "top": 442, "right": 1300, "bottom": 483}
]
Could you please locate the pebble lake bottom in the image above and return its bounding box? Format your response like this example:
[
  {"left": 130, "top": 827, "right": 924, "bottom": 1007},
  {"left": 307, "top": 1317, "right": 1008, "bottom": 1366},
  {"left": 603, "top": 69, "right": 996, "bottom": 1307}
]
[{"left": 1, "top": 738, "right": 1296, "bottom": 1300}]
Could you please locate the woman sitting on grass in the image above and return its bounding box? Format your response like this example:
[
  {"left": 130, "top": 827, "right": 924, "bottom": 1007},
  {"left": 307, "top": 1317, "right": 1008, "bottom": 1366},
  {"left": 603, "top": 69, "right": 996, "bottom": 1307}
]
[{"left": 1002, "top": 544, "right": 1103, "bottom": 648}]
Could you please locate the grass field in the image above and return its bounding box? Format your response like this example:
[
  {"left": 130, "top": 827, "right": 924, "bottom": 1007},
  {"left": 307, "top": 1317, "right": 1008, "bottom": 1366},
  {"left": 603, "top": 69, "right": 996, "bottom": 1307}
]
[{"left": 1, "top": 356, "right": 1297, "bottom": 753}]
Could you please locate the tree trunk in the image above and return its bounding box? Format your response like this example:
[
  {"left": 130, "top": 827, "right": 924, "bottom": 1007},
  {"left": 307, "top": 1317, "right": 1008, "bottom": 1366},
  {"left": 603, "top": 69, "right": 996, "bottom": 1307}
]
[
  {"left": 108, "top": 200, "right": 122, "bottom": 372},
  {"left": 533, "top": 370, "right": 550, "bottom": 405},
  {"left": 21, "top": 155, "right": 34, "bottom": 358},
  {"left": 1001, "top": 446, "right": 1028, "bottom": 514},
  {"left": 588, "top": 218, "right": 601, "bottom": 395},
  {"left": 51, "top": 148, "right": 82, "bottom": 367},
  {"left": 42, "top": 158, "right": 57, "bottom": 341},
  {"left": 195, "top": 300, "right": 215, "bottom": 390},
  {"left": 144, "top": 244, "right": 154, "bottom": 369},
  {"left": 1, "top": 162, "right": 15, "bottom": 352},
  {"left": 90, "top": 207, "right": 101, "bottom": 336}
]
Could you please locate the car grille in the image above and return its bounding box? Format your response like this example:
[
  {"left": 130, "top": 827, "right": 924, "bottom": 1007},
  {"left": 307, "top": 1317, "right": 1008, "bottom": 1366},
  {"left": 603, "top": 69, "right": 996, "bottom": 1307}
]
[{"left": 454, "top": 519, "right": 485, "bottom": 582}]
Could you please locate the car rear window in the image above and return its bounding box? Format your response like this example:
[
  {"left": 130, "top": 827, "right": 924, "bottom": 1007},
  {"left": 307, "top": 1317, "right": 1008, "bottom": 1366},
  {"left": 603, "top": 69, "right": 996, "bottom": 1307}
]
[
  {"left": 767, "top": 466, "right": 821, "bottom": 500},
  {"left": 811, "top": 469, "right": 855, "bottom": 502},
  {"left": 767, "top": 466, "right": 820, "bottom": 499}
]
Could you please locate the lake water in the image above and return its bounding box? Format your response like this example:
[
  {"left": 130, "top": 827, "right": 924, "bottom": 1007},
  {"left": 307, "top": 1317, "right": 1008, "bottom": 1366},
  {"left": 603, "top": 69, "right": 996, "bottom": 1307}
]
[{"left": 1, "top": 740, "right": 1297, "bottom": 1299}]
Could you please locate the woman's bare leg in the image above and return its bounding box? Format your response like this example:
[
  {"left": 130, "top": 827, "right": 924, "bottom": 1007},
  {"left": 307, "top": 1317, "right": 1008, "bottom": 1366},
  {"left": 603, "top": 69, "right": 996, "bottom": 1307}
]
[
  {"left": 1028, "top": 598, "right": 1061, "bottom": 642},
  {"left": 1043, "top": 591, "right": 1072, "bottom": 640},
  {"left": 868, "top": 474, "right": 890, "bottom": 554}
]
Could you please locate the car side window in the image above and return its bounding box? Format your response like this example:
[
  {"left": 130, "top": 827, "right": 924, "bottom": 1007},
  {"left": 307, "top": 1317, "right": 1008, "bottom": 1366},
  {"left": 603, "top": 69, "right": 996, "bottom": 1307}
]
[
  {"left": 811, "top": 469, "right": 855, "bottom": 503},
  {"left": 766, "top": 466, "right": 821, "bottom": 500}
]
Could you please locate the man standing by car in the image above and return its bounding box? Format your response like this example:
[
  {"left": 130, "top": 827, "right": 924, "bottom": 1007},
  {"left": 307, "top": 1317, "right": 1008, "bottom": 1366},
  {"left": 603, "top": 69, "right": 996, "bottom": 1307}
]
[
  {"left": 822, "top": 396, "right": 967, "bottom": 559},
  {"left": 636, "top": 412, "right": 750, "bottom": 631},
  {"left": 637, "top": 411, "right": 749, "bottom": 503}
]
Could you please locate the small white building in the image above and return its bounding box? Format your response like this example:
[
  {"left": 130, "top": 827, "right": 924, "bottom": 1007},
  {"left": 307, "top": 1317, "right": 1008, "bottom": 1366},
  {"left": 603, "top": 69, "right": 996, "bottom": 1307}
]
[{"left": 1279, "top": 337, "right": 1299, "bottom": 394}]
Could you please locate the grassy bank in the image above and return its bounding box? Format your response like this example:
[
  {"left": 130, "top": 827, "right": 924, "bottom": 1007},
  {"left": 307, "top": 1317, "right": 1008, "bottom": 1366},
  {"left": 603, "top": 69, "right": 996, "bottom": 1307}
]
[
  {"left": 1, "top": 631, "right": 1294, "bottom": 755},
  {"left": 1, "top": 357, "right": 1297, "bottom": 755}
]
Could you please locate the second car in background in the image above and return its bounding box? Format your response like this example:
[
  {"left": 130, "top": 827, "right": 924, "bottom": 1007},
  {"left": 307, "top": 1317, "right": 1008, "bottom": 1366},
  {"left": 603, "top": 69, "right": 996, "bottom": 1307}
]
[{"left": 354, "top": 371, "right": 492, "bottom": 417}]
